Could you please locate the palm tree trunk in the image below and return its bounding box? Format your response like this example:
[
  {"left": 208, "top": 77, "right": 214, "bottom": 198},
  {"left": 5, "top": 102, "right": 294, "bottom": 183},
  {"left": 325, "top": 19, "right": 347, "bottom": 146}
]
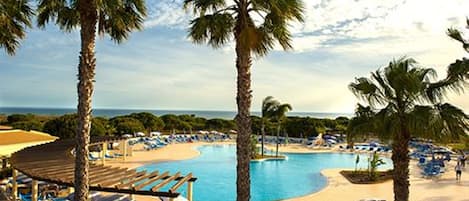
[
  {"left": 74, "top": 1, "right": 97, "bottom": 201},
  {"left": 276, "top": 124, "right": 280, "bottom": 157},
  {"left": 261, "top": 121, "right": 265, "bottom": 157},
  {"left": 391, "top": 119, "right": 411, "bottom": 201},
  {"left": 234, "top": 29, "right": 252, "bottom": 201}
]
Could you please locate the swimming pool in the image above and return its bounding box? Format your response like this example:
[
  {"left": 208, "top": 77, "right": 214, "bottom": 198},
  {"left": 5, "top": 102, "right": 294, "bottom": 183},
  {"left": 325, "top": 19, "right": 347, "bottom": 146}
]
[{"left": 138, "top": 145, "right": 393, "bottom": 201}]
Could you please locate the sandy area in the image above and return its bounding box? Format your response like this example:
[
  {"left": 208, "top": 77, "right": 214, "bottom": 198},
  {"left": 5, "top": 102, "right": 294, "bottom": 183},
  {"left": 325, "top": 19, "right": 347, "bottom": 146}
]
[
  {"left": 107, "top": 142, "right": 469, "bottom": 201},
  {"left": 287, "top": 161, "right": 469, "bottom": 201}
]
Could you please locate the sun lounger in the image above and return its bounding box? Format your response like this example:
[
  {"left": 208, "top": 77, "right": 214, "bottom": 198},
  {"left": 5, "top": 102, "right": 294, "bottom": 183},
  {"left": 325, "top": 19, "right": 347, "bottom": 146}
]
[
  {"left": 105, "top": 154, "right": 114, "bottom": 159},
  {"left": 89, "top": 154, "right": 100, "bottom": 161},
  {"left": 418, "top": 157, "right": 426, "bottom": 167},
  {"left": 421, "top": 164, "right": 441, "bottom": 178}
]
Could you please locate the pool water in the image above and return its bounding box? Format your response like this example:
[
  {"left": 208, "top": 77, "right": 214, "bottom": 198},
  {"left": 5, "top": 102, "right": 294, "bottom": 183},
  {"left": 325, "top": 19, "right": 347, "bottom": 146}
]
[{"left": 138, "top": 145, "right": 393, "bottom": 201}]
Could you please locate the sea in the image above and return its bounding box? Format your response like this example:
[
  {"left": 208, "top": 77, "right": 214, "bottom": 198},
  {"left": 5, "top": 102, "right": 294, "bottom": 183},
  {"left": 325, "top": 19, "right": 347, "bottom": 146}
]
[{"left": 0, "top": 107, "right": 352, "bottom": 120}]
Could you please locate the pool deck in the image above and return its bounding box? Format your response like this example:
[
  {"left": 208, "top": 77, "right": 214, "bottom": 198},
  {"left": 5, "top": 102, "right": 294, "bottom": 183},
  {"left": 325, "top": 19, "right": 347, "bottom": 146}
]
[{"left": 108, "top": 142, "right": 469, "bottom": 201}]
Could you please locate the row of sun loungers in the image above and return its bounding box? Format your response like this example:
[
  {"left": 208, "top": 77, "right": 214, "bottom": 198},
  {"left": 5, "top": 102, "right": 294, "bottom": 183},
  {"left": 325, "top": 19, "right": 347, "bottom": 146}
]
[
  {"left": 142, "top": 134, "right": 232, "bottom": 145},
  {"left": 338, "top": 145, "right": 392, "bottom": 153},
  {"left": 131, "top": 134, "right": 233, "bottom": 151}
]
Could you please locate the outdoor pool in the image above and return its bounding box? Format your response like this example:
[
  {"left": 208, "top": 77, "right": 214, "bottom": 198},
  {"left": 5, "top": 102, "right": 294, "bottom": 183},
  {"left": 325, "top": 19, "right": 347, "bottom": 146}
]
[{"left": 138, "top": 145, "right": 393, "bottom": 201}]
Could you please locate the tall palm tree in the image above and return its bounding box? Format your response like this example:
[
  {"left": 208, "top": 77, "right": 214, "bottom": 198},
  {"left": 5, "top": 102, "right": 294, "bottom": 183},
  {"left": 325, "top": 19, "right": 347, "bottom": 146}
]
[
  {"left": 349, "top": 57, "right": 468, "bottom": 201},
  {"left": 183, "top": 1, "right": 304, "bottom": 200},
  {"left": 261, "top": 96, "right": 278, "bottom": 156},
  {"left": 272, "top": 102, "right": 292, "bottom": 157},
  {"left": 0, "top": 0, "right": 33, "bottom": 55},
  {"left": 36, "top": 1, "right": 146, "bottom": 200}
]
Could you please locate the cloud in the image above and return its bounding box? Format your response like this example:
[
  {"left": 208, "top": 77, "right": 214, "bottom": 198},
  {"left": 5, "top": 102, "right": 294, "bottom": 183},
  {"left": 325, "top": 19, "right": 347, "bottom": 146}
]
[
  {"left": 144, "top": 0, "right": 189, "bottom": 28},
  {"left": 1, "top": 0, "right": 468, "bottom": 113}
]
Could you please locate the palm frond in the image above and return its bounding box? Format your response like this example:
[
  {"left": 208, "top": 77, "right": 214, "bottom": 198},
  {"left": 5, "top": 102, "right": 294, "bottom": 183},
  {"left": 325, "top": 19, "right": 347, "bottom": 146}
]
[
  {"left": 447, "top": 28, "right": 466, "bottom": 44},
  {"left": 373, "top": 104, "right": 398, "bottom": 141},
  {"left": 184, "top": 0, "right": 304, "bottom": 57},
  {"left": 0, "top": 0, "right": 33, "bottom": 55},
  {"left": 261, "top": 96, "right": 278, "bottom": 118},
  {"left": 37, "top": 0, "right": 146, "bottom": 43},
  {"left": 96, "top": 0, "right": 146, "bottom": 43},
  {"left": 248, "top": 25, "right": 274, "bottom": 57},
  {"left": 347, "top": 103, "right": 377, "bottom": 142},
  {"left": 371, "top": 70, "right": 394, "bottom": 100},
  {"left": 276, "top": 103, "right": 292, "bottom": 115},
  {"left": 262, "top": 12, "right": 291, "bottom": 50},
  {"left": 447, "top": 23, "right": 469, "bottom": 52},
  {"left": 252, "top": 0, "right": 303, "bottom": 52},
  {"left": 426, "top": 58, "right": 469, "bottom": 103},
  {"left": 184, "top": 0, "right": 227, "bottom": 15},
  {"left": 37, "top": 0, "right": 79, "bottom": 32},
  {"left": 407, "top": 105, "right": 438, "bottom": 139},
  {"left": 260, "top": 96, "right": 291, "bottom": 122},
  {"left": 434, "top": 103, "right": 469, "bottom": 140},
  {"left": 251, "top": 0, "right": 304, "bottom": 22},
  {"left": 409, "top": 103, "right": 469, "bottom": 142},
  {"left": 0, "top": 33, "right": 20, "bottom": 55},
  {"left": 349, "top": 77, "right": 385, "bottom": 108},
  {"left": 189, "top": 13, "right": 234, "bottom": 48}
]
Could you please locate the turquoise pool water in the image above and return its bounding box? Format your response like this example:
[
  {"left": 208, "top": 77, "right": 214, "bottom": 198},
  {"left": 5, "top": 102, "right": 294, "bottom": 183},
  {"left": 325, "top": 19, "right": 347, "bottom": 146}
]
[{"left": 138, "top": 145, "right": 393, "bottom": 201}]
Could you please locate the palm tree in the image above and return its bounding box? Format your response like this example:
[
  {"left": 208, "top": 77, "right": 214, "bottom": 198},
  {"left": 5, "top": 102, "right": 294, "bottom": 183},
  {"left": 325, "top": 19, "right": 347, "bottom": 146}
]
[
  {"left": 347, "top": 104, "right": 375, "bottom": 150},
  {"left": 36, "top": 1, "right": 146, "bottom": 200},
  {"left": 272, "top": 102, "right": 292, "bottom": 157},
  {"left": 349, "top": 57, "right": 468, "bottom": 201},
  {"left": 0, "top": 0, "right": 33, "bottom": 55},
  {"left": 260, "top": 96, "right": 278, "bottom": 157},
  {"left": 183, "top": 1, "right": 304, "bottom": 200}
]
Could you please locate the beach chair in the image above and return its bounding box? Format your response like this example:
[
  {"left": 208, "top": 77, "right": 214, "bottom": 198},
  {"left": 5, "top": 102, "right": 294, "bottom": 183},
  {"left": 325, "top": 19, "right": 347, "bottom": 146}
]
[
  {"left": 89, "top": 154, "right": 99, "bottom": 161},
  {"left": 104, "top": 151, "right": 115, "bottom": 159},
  {"left": 418, "top": 157, "right": 426, "bottom": 167},
  {"left": 421, "top": 164, "right": 441, "bottom": 178}
]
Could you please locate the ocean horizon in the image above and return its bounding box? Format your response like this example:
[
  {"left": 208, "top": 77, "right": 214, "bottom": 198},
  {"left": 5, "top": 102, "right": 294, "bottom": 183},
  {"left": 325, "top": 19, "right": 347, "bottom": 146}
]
[{"left": 0, "top": 107, "right": 352, "bottom": 119}]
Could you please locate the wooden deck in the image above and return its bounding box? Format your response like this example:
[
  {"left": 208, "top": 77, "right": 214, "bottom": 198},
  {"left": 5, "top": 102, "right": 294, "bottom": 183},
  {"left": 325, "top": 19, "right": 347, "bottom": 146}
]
[{"left": 9, "top": 137, "right": 195, "bottom": 199}]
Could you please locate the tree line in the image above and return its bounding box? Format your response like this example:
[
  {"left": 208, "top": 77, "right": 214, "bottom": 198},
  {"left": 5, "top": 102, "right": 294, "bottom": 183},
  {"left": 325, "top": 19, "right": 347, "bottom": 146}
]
[{"left": 0, "top": 112, "right": 348, "bottom": 139}]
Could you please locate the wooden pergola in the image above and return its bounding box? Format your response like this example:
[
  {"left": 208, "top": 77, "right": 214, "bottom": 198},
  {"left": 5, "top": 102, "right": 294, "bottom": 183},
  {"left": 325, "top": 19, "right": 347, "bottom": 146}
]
[{"left": 10, "top": 137, "right": 196, "bottom": 201}]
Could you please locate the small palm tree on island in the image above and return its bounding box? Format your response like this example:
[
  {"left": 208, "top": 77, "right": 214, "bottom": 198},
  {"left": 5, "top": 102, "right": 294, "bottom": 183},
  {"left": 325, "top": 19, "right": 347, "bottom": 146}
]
[
  {"left": 349, "top": 57, "right": 468, "bottom": 201},
  {"left": 183, "top": 1, "right": 304, "bottom": 200},
  {"left": 0, "top": 0, "right": 33, "bottom": 55},
  {"left": 260, "top": 96, "right": 278, "bottom": 157},
  {"left": 36, "top": 1, "right": 146, "bottom": 200},
  {"left": 347, "top": 104, "right": 376, "bottom": 150},
  {"left": 273, "top": 101, "right": 292, "bottom": 157}
]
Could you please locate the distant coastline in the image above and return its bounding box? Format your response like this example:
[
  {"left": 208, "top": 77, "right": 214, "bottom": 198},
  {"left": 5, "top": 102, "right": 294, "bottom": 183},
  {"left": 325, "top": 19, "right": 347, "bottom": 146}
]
[{"left": 0, "top": 107, "right": 352, "bottom": 119}]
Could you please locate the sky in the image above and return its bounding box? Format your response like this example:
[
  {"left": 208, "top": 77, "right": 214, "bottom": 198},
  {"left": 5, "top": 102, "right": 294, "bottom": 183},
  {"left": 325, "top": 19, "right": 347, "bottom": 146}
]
[{"left": 1, "top": 0, "right": 469, "bottom": 113}]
